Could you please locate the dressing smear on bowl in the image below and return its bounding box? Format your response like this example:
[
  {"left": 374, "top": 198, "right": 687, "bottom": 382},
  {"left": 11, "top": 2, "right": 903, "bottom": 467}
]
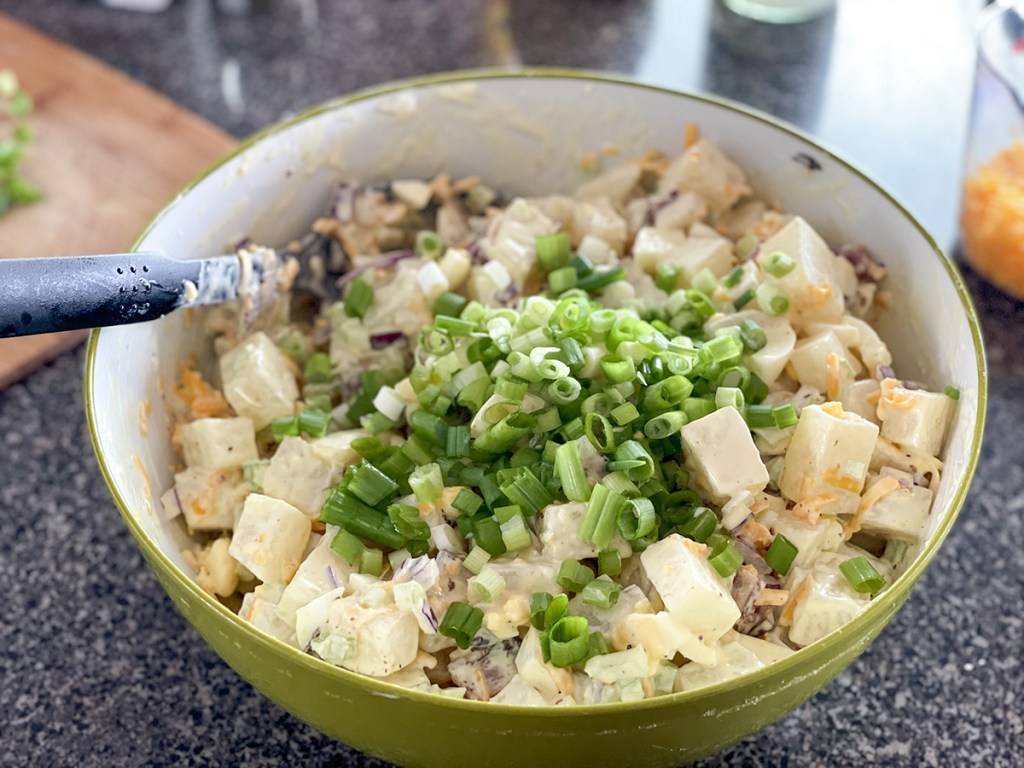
[{"left": 160, "top": 134, "right": 958, "bottom": 706}]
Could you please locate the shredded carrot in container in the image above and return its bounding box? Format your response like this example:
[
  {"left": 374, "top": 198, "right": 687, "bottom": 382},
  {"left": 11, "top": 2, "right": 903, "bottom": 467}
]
[
  {"left": 961, "top": 142, "right": 1024, "bottom": 299},
  {"left": 174, "top": 361, "right": 232, "bottom": 420}
]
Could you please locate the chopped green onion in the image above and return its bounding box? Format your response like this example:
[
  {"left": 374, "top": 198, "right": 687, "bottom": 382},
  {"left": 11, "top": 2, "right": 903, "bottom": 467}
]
[
  {"left": 303, "top": 352, "right": 333, "bottom": 383},
  {"left": 548, "top": 266, "right": 579, "bottom": 294},
  {"left": 765, "top": 533, "right": 798, "bottom": 576},
  {"left": 500, "top": 514, "right": 532, "bottom": 552},
  {"left": 581, "top": 578, "right": 621, "bottom": 609},
  {"left": 601, "top": 354, "right": 636, "bottom": 384},
  {"left": 529, "top": 592, "right": 563, "bottom": 630},
  {"left": 495, "top": 374, "right": 529, "bottom": 401},
  {"left": 387, "top": 503, "right": 430, "bottom": 541},
  {"left": 772, "top": 403, "right": 799, "bottom": 428},
  {"left": 321, "top": 488, "right": 406, "bottom": 549},
  {"left": 715, "top": 386, "right": 745, "bottom": 412},
  {"left": 438, "top": 601, "right": 484, "bottom": 650},
  {"left": 536, "top": 232, "right": 572, "bottom": 272},
  {"left": 471, "top": 515, "right": 507, "bottom": 557},
  {"left": 640, "top": 375, "right": 694, "bottom": 413},
  {"left": 463, "top": 545, "right": 491, "bottom": 575},
  {"left": 944, "top": 386, "right": 960, "bottom": 400},
  {"left": 762, "top": 250, "right": 796, "bottom": 278},
  {"left": 446, "top": 424, "right": 470, "bottom": 457},
  {"left": 682, "top": 396, "right": 716, "bottom": 422},
  {"left": 452, "top": 488, "right": 485, "bottom": 517},
  {"left": 547, "top": 376, "right": 582, "bottom": 405},
  {"left": 723, "top": 266, "right": 744, "bottom": 288},
  {"left": 745, "top": 404, "right": 776, "bottom": 429},
  {"left": 587, "top": 631, "right": 609, "bottom": 659},
  {"left": 655, "top": 263, "right": 681, "bottom": 292},
  {"left": 359, "top": 547, "right": 384, "bottom": 576},
  {"left": 644, "top": 410, "right": 688, "bottom": 439},
  {"left": 685, "top": 289, "right": 715, "bottom": 319},
  {"left": 409, "top": 462, "right": 444, "bottom": 504},
  {"left": 611, "top": 440, "right": 655, "bottom": 482},
  {"left": 708, "top": 539, "right": 744, "bottom": 577},
  {"left": 733, "top": 288, "right": 755, "bottom": 310},
  {"left": 839, "top": 556, "right": 886, "bottom": 594},
  {"left": 576, "top": 265, "right": 626, "bottom": 293},
  {"left": 739, "top": 318, "right": 767, "bottom": 352},
  {"left": 610, "top": 402, "right": 640, "bottom": 426},
  {"left": 469, "top": 565, "right": 507, "bottom": 601},
  {"left": 548, "top": 616, "right": 590, "bottom": 668},
  {"left": 679, "top": 506, "right": 716, "bottom": 543},
  {"left": 270, "top": 414, "right": 300, "bottom": 442},
  {"left": 344, "top": 277, "right": 375, "bottom": 318},
  {"left": 691, "top": 268, "right": 718, "bottom": 296},
  {"left": 330, "top": 528, "right": 365, "bottom": 565},
  {"left": 598, "top": 549, "right": 622, "bottom": 577},
  {"left": 617, "top": 497, "right": 656, "bottom": 541},
  {"left": 581, "top": 483, "right": 628, "bottom": 548},
  {"left": 348, "top": 462, "right": 400, "bottom": 506},
  {"left": 555, "top": 440, "right": 592, "bottom": 503},
  {"left": 433, "top": 290, "right": 468, "bottom": 318},
  {"left": 584, "top": 412, "right": 616, "bottom": 452},
  {"left": 500, "top": 467, "right": 554, "bottom": 516},
  {"left": 415, "top": 230, "right": 444, "bottom": 260},
  {"left": 756, "top": 283, "right": 790, "bottom": 315},
  {"left": 557, "top": 559, "right": 595, "bottom": 593}
]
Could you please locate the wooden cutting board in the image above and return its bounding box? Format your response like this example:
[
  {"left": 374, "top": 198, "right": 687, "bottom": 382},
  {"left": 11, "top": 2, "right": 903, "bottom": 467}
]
[{"left": 0, "top": 13, "right": 236, "bottom": 389}]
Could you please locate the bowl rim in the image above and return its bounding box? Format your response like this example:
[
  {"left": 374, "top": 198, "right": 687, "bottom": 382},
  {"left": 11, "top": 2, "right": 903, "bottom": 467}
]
[{"left": 84, "top": 67, "right": 988, "bottom": 717}]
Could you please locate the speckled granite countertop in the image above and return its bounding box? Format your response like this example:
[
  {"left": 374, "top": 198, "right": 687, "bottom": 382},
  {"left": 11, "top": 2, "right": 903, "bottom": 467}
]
[{"left": 1, "top": 1, "right": 1021, "bottom": 766}]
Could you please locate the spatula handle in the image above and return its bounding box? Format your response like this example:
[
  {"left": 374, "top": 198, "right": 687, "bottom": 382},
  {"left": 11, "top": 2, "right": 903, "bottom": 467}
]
[{"left": 0, "top": 253, "right": 199, "bottom": 337}]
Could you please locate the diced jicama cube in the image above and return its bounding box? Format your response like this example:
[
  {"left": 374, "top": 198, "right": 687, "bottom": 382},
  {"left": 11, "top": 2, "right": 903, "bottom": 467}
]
[
  {"left": 277, "top": 533, "right": 355, "bottom": 626},
  {"left": 574, "top": 163, "right": 642, "bottom": 204},
  {"left": 180, "top": 417, "right": 258, "bottom": 470},
  {"left": 391, "top": 179, "right": 432, "bottom": 210},
  {"left": 261, "top": 436, "right": 337, "bottom": 517},
  {"left": 654, "top": 192, "right": 707, "bottom": 231},
  {"left": 311, "top": 428, "right": 372, "bottom": 471},
  {"left": 857, "top": 482, "right": 932, "bottom": 542},
  {"left": 779, "top": 403, "right": 879, "bottom": 516},
  {"left": 639, "top": 535, "right": 740, "bottom": 659},
  {"left": 845, "top": 316, "right": 892, "bottom": 372},
  {"left": 240, "top": 583, "right": 298, "bottom": 646},
  {"left": 841, "top": 379, "right": 882, "bottom": 425},
  {"left": 569, "top": 584, "right": 650, "bottom": 636},
  {"left": 769, "top": 508, "right": 844, "bottom": 570},
  {"left": 614, "top": 611, "right": 714, "bottom": 667},
  {"left": 757, "top": 216, "right": 846, "bottom": 326},
  {"left": 229, "top": 493, "right": 310, "bottom": 584},
  {"left": 788, "top": 330, "right": 859, "bottom": 393},
  {"left": 669, "top": 238, "right": 734, "bottom": 283},
  {"left": 490, "top": 674, "right": 550, "bottom": 706},
  {"left": 515, "top": 628, "right": 575, "bottom": 703},
  {"left": 480, "top": 197, "right": 557, "bottom": 284},
  {"left": 186, "top": 537, "right": 239, "bottom": 597},
  {"left": 785, "top": 553, "right": 870, "bottom": 646},
  {"left": 877, "top": 380, "right": 954, "bottom": 457},
  {"left": 571, "top": 199, "right": 628, "bottom": 256},
  {"left": 704, "top": 310, "right": 796, "bottom": 385},
  {"left": 325, "top": 598, "right": 420, "bottom": 677},
  {"left": 657, "top": 138, "right": 751, "bottom": 213},
  {"left": 732, "top": 633, "right": 795, "bottom": 665},
  {"left": 674, "top": 639, "right": 764, "bottom": 692},
  {"left": 538, "top": 502, "right": 631, "bottom": 561},
  {"left": 681, "top": 406, "right": 769, "bottom": 504},
  {"left": 632, "top": 226, "right": 686, "bottom": 274},
  {"left": 583, "top": 646, "right": 648, "bottom": 685},
  {"left": 171, "top": 466, "right": 249, "bottom": 531},
  {"left": 219, "top": 331, "right": 299, "bottom": 430}
]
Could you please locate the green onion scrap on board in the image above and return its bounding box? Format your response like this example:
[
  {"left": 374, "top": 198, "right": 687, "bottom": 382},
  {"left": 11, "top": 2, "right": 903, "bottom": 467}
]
[{"left": 0, "top": 69, "right": 42, "bottom": 215}]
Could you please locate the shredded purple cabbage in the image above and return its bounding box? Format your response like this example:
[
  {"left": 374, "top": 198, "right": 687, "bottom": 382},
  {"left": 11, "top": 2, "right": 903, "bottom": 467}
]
[
  {"left": 734, "top": 538, "right": 773, "bottom": 577},
  {"left": 370, "top": 331, "right": 405, "bottom": 350},
  {"left": 877, "top": 364, "right": 896, "bottom": 381},
  {"left": 336, "top": 250, "right": 415, "bottom": 289}
]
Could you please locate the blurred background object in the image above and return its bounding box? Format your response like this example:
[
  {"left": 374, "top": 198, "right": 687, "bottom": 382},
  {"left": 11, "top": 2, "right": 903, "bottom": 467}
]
[{"left": 722, "top": 0, "right": 835, "bottom": 24}]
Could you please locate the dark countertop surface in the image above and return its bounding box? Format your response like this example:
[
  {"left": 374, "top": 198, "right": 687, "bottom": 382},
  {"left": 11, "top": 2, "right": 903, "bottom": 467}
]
[{"left": 1, "top": 1, "right": 1022, "bottom": 766}]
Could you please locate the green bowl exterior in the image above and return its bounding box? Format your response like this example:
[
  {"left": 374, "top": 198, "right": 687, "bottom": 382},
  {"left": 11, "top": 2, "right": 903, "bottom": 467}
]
[{"left": 85, "top": 68, "right": 988, "bottom": 767}]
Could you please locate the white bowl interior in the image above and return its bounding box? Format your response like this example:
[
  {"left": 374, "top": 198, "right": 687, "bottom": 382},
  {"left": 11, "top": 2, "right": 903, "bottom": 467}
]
[{"left": 89, "top": 74, "right": 982, "bottom": 578}]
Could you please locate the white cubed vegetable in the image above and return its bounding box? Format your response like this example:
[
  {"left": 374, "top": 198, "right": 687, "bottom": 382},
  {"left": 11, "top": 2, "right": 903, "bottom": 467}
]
[
  {"left": 577, "top": 235, "right": 616, "bottom": 265},
  {"left": 240, "top": 583, "right": 298, "bottom": 646},
  {"left": 757, "top": 217, "right": 846, "bottom": 327},
  {"left": 770, "top": 509, "right": 844, "bottom": 569},
  {"left": 641, "top": 535, "right": 740, "bottom": 643},
  {"left": 172, "top": 466, "right": 249, "bottom": 531},
  {"left": 614, "top": 611, "right": 713, "bottom": 667},
  {"left": 786, "top": 554, "right": 870, "bottom": 647},
  {"left": 311, "top": 428, "right": 372, "bottom": 471},
  {"left": 326, "top": 597, "right": 420, "bottom": 677},
  {"left": 538, "top": 502, "right": 631, "bottom": 561},
  {"left": 632, "top": 227, "right": 685, "bottom": 274},
  {"left": 779, "top": 404, "right": 879, "bottom": 516},
  {"left": 704, "top": 310, "right": 795, "bottom": 386},
  {"left": 846, "top": 316, "right": 892, "bottom": 372},
  {"left": 229, "top": 493, "right": 311, "bottom": 584},
  {"left": 430, "top": 524, "right": 466, "bottom": 555},
  {"left": 219, "top": 331, "right": 299, "bottom": 430},
  {"left": 189, "top": 537, "right": 239, "bottom": 597},
  {"left": 583, "top": 646, "right": 648, "bottom": 684},
  {"left": 574, "top": 163, "right": 642, "bottom": 204},
  {"left": 515, "top": 627, "right": 575, "bottom": 703},
  {"left": 657, "top": 138, "right": 750, "bottom": 213},
  {"left": 480, "top": 197, "right": 556, "bottom": 284},
  {"left": 681, "top": 406, "right": 769, "bottom": 504},
  {"left": 788, "top": 330, "right": 858, "bottom": 393},
  {"left": 277, "top": 534, "right": 355, "bottom": 626},
  {"left": 569, "top": 584, "right": 650, "bottom": 636},
  {"left": 359, "top": 260, "right": 434, "bottom": 340},
  {"left": 573, "top": 673, "right": 622, "bottom": 704},
  {"left": 655, "top": 192, "right": 707, "bottom": 231},
  {"left": 877, "top": 383, "right": 954, "bottom": 457},
  {"left": 570, "top": 199, "right": 628, "bottom": 255},
  {"left": 674, "top": 640, "right": 764, "bottom": 692},
  {"left": 489, "top": 674, "right": 550, "bottom": 706},
  {"left": 295, "top": 586, "right": 346, "bottom": 649},
  {"left": 180, "top": 417, "right": 258, "bottom": 470},
  {"left": 261, "top": 436, "right": 337, "bottom": 517},
  {"left": 857, "top": 482, "right": 932, "bottom": 542},
  {"left": 391, "top": 179, "right": 432, "bottom": 210},
  {"left": 666, "top": 237, "right": 734, "bottom": 283},
  {"left": 417, "top": 260, "right": 450, "bottom": 304},
  {"left": 732, "top": 633, "right": 795, "bottom": 665},
  {"left": 438, "top": 247, "right": 472, "bottom": 289},
  {"left": 841, "top": 379, "right": 882, "bottom": 425}
]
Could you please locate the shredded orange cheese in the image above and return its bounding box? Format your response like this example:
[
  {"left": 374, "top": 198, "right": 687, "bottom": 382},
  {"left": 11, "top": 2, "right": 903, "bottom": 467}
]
[
  {"left": 755, "top": 588, "right": 790, "bottom": 607},
  {"left": 825, "top": 352, "right": 842, "bottom": 401},
  {"left": 779, "top": 574, "right": 815, "bottom": 628},
  {"left": 822, "top": 465, "right": 864, "bottom": 494},
  {"left": 174, "top": 362, "right": 232, "bottom": 420},
  {"left": 844, "top": 475, "right": 901, "bottom": 539},
  {"left": 791, "top": 493, "right": 835, "bottom": 525},
  {"left": 961, "top": 142, "right": 1024, "bottom": 299},
  {"left": 684, "top": 122, "right": 699, "bottom": 150},
  {"left": 821, "top": 401, "right": 849, "bottom": 419},
  {"left": 738, "top": 518, "right": 772, "bottom": 549},
  {"left": 879, "top": 378, "right": 916, "bottom": 412}
]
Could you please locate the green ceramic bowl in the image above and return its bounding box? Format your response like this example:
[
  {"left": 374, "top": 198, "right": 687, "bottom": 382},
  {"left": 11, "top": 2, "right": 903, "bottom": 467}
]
[{"left": 85, "top": 70, "right": 986, "bottom": 767}]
